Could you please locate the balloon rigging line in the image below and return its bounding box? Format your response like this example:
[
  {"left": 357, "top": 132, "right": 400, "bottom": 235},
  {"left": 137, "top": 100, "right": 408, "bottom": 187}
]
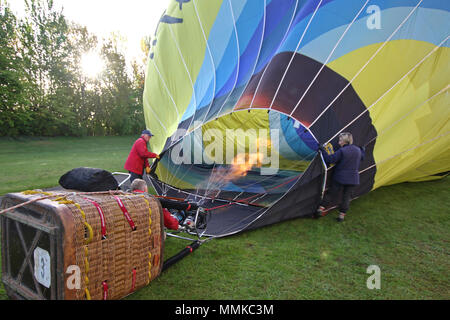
[
  {"left": 216, "top": 157, "right": 326, "bottom": 238},
  {"left": 359, "top": 131, "right": 450, "bottom": 174},
  {"left": 150, "top": 57, "right": 180, "bottom": 119},
  {"left": 268, "top": 0, "right": 324, "bottom": 110},
  {"left": 308, "top": 0, "right": 424, "bottom": 129},
  {"left": 167, "top": 23, "right": 198, "bottom": 113},
  {"left": 213, "top": 153, "right": 329, "bottom": 238},
  {"left": 289, "top": 0, "right": 370, "bottom": 117},
  {"left": 224, "top": 0, "right": 267, "bottom": 116},
  {"left": 145, "top": 101, "right": 167, "bottom": 132},
  {"left": 326, "top": 34, "right": 449, "bottom": 145},
  {"left": 162, "top": 0, "right": 219, "bottom": 188},
  {"left": 166, "top": 129, "right": 203, "bottom": 189},
  {"left": 198, "top": 162, "right": 218, "bottom": 204},
  {"left": 321, "top": 85, "right": 448, "bottom": 177},
  {"left": 364, "top": 85, "right": 449, "bottom": 147},
  {"left": 190, "top": 0, "right": 217, "bottom": 131},
  {"left": 209, "top": 0, "right": 242, "bottom": 123},
  {"left": 248, "top": 0, "right": 299, "bottom": 110},
  {"left": 208, "top": 173, "right": 305, "bottom": 238}
]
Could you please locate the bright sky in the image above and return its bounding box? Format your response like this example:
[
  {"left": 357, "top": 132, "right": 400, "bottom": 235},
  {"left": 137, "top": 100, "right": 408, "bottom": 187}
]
[{"left": 8, "top": 0, "right": 170, "bottom": 62}]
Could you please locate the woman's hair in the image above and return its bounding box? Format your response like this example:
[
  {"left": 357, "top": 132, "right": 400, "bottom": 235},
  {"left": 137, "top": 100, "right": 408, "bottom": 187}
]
[
  {"left": 339, "top": 132, "right": 353, "bottom": 145},
  {"left": 130, "top": 178, "right": 148, "bottom": 192}
]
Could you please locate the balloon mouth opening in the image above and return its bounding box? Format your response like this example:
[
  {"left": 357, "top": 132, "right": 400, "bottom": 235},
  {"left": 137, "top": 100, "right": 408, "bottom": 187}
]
[{"left": 153, "top": 109, "right": 318, "bottom": 208}]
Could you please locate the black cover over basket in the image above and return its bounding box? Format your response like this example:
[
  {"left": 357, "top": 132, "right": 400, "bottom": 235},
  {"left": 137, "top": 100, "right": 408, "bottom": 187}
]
[{"left": 58, "top": 167, "right": 119, "bottom": 192}]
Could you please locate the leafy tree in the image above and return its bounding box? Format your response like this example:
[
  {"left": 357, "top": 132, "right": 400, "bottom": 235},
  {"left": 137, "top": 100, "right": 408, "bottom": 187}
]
[{"left": 0, "top": 0, "right": 151, "bottom": 137}]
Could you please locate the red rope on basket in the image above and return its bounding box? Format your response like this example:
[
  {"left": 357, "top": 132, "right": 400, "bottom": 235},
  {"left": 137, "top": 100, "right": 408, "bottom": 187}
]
[
  {"left": 83, "top": 198, "right": 107, "bottom": 239},
  {"left": 102, "top": 281, "right": 108, "bottom": 300},
  {"left": 113, "top": 196, "right": 137, "bottom": 231}
]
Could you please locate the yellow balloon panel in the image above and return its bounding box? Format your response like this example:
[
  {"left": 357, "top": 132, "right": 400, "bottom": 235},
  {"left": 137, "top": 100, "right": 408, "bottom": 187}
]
[{"left": 328, "top": 40, "right": 450, "bottom": 189}]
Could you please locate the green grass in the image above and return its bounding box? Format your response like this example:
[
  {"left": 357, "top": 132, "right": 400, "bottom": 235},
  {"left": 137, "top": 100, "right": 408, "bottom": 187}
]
[
  {"left": 0, "top": 136, "right": 449, "bottom": 300},
  {"left": 0, "top": 136, "right": 138, "bottom": 195}
]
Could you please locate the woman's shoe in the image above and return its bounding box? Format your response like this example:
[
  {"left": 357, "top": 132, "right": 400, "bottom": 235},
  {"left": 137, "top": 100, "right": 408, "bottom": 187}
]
[{"left": 336, "top": 212, "right": 346, "bottom": 222}]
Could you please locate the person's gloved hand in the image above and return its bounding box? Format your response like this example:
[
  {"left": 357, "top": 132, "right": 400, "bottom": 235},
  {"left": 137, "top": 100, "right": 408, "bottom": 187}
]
[{"left": 145, "top": 166, "right": 150, "bottom": 174}]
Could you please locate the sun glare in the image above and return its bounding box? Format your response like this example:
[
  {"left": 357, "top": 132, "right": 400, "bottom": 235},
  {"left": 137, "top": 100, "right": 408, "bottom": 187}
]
[{"left": 81, "top": 52, "right": 104, "bottom": 78}]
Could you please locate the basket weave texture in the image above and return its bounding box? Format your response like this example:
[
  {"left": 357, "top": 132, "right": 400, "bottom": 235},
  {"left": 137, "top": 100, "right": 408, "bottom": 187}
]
[{"left": 60, "top": 191, "right": 163, "bottom": 300}]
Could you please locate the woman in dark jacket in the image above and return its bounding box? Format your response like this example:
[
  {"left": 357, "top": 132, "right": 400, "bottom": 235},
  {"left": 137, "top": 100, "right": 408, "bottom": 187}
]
[{"left": 316, "top": 132, "right": 365, "bottom": 222}]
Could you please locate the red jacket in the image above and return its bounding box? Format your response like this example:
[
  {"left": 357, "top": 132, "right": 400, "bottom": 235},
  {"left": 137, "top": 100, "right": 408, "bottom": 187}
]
[
  {"left": 133, "top": 190, "right": 179, "bottom": 230},
  {"left": 124, "top": 137, "right": 158, "bottom": 175},
  {"left": 162, "top": 208, "right": 180, "bottom": 230}
]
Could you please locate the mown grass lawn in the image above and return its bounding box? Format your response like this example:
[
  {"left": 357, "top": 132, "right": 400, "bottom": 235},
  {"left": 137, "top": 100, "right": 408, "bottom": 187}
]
[
  {"left": 0, "top": 136, "right": 448, "bottom": 300},
  {"left": 0, "top": 136, "right": 137, "bottom": 195}
]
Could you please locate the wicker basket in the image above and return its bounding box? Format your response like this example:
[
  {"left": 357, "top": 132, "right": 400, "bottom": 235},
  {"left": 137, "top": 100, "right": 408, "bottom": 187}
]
[{"left": 0, "top": 190, "right": 164, "bottom": 300}]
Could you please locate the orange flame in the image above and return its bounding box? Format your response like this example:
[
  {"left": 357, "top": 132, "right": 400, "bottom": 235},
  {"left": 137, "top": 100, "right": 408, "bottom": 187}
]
[
  {"left": 207, "top": 136, "right": 271, "bottom": 189},
  {"left": 229, "top": 152, "right": 264, "bottom": 178},
  {"left": 208, "top": 152, "right": 265, "bottom": 187}
]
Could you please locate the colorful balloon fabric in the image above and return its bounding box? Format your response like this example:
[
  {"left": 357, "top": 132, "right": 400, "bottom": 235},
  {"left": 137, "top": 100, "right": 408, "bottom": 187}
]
[{"left": 143, "top": 0, "right": 449, "bottom": 237}]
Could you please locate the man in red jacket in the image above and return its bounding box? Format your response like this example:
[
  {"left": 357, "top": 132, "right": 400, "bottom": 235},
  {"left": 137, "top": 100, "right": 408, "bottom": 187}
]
[
  {"left": 124, "top": 130, "right": 160, "bottom": 183},
  {"left": 130, "top": 179, "right": 179, "bottom": 230}
]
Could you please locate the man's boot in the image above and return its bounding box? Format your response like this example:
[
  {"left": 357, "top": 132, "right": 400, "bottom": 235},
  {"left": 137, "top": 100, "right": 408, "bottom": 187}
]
[{"left": 314, "top": 206, "right": 325, "bottom": 219}]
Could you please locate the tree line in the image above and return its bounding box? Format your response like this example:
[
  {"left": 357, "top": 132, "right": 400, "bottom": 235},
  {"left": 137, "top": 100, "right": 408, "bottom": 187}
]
[{"left": 0, "top": 0, "right": 149, "bottom": 137}]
